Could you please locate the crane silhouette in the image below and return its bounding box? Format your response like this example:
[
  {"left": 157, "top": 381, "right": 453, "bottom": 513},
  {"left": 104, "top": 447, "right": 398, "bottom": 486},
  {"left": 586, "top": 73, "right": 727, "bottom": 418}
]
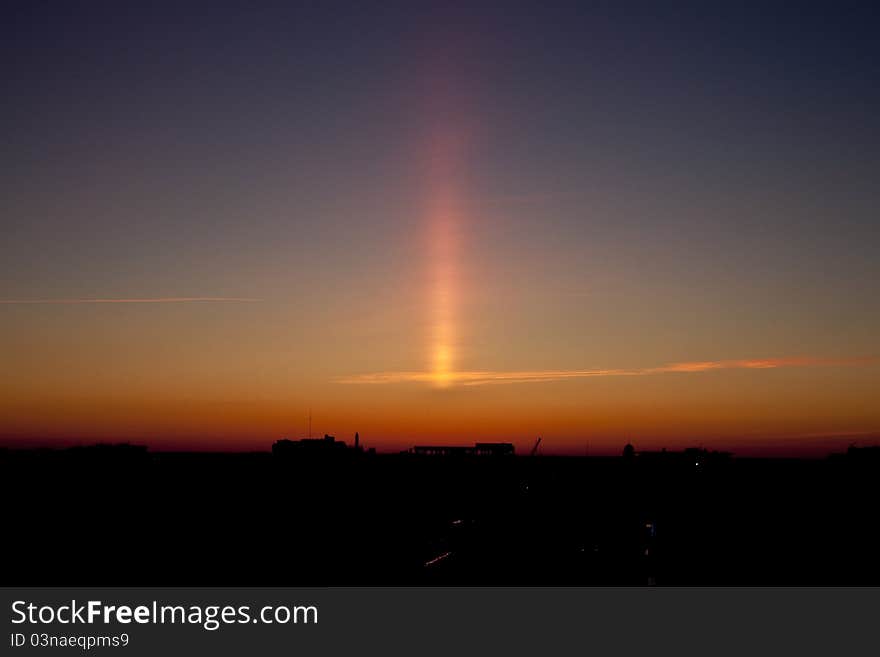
[{"left": 530, "top": 437, "right": 542, "bottom": 457}]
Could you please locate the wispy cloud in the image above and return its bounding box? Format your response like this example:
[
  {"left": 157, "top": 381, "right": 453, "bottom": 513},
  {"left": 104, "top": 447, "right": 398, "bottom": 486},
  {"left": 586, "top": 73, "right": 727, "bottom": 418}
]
[
  {"left": 0, "top": 297, "right": 261, "bottom": 305},
  {"left": 337, "top": 356, "right": 877, "bottom": 386}
]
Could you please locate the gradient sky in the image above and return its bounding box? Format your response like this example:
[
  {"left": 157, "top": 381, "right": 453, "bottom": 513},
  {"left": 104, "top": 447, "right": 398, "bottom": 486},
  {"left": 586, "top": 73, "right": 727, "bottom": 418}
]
[{"left": 2, "top": 2, "right": 878, "bottom": 454}]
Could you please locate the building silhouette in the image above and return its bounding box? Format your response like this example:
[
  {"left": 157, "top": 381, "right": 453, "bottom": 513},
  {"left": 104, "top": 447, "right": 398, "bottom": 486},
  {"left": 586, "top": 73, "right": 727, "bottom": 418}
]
[{"left": 409, "top": 442, "right": 514, "bottom": 457}]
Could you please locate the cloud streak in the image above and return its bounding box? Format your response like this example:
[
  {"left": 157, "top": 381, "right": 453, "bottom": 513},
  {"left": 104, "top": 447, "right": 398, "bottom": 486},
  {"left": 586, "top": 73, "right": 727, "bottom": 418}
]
[
  {"left": 0, "top": 297, "right": 261, "bottom": 305},
  {"left": 337, "top": 356, "right": 877, "bottom": 387}
]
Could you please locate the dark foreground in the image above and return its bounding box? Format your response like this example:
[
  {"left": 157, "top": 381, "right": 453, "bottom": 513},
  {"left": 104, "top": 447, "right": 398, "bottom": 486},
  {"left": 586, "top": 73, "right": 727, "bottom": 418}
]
[{"left": 3, "top": 445, "right": 878, "bottom": 585}]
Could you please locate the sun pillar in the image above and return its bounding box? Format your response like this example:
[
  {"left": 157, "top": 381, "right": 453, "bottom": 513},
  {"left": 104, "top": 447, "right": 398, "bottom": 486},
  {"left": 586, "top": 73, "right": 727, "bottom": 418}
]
[{"left": 427, "top": 134, "right": 462, "bottom": 388}]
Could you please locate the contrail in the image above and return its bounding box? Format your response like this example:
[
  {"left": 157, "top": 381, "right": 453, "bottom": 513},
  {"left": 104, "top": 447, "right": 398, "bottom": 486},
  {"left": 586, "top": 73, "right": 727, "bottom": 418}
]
[
  {"left": 0, "top": 297, "right": 261, "bottom": 305},
  {"left": 337, "top": 356, "right": 878, "bottom": 386}
]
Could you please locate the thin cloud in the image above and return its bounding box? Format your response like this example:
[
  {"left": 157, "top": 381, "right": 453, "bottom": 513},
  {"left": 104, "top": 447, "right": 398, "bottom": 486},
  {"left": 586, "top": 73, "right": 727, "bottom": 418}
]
[
  {"left": 338, "top": 356, "right": 877, "bottom": 387},
  {"left": 0, "top": 297, "right": 261, "bottom": 305}
]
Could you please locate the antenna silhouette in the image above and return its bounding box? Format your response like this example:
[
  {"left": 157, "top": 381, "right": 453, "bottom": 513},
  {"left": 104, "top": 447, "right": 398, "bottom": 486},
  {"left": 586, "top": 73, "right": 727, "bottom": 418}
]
[{"left": 308, "top": 408, "right": 312, "bottom": 439}]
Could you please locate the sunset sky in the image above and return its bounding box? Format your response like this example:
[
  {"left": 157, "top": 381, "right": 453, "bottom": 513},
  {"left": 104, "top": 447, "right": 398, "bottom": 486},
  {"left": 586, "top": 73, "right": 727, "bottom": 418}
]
[{"left": 2, "top": 3, "right": 878, "bottom": 454}]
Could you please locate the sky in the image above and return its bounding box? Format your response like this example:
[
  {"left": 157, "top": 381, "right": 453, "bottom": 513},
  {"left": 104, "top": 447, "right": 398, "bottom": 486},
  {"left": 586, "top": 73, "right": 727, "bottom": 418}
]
[{"left": 1, "top": 2, "right": 878, "bottom": 455}]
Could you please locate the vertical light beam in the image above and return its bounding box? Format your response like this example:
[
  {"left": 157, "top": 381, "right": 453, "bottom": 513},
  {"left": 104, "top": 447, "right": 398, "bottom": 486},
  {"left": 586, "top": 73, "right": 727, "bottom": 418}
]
[{"left": 427, "top": 131, "right": 463, "bottom": 388}]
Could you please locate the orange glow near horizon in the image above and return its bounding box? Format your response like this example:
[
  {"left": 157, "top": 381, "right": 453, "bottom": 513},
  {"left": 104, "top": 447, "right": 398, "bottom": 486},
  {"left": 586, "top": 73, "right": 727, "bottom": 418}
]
[{"left": 3, "top": 35, "right": 880, "bottom": 458}]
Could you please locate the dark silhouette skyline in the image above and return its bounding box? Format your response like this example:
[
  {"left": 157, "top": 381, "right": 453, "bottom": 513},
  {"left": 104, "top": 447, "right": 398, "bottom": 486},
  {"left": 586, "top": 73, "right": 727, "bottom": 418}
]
[{"left": 3, "top": 439, "right": 879, "bottom": 586}]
